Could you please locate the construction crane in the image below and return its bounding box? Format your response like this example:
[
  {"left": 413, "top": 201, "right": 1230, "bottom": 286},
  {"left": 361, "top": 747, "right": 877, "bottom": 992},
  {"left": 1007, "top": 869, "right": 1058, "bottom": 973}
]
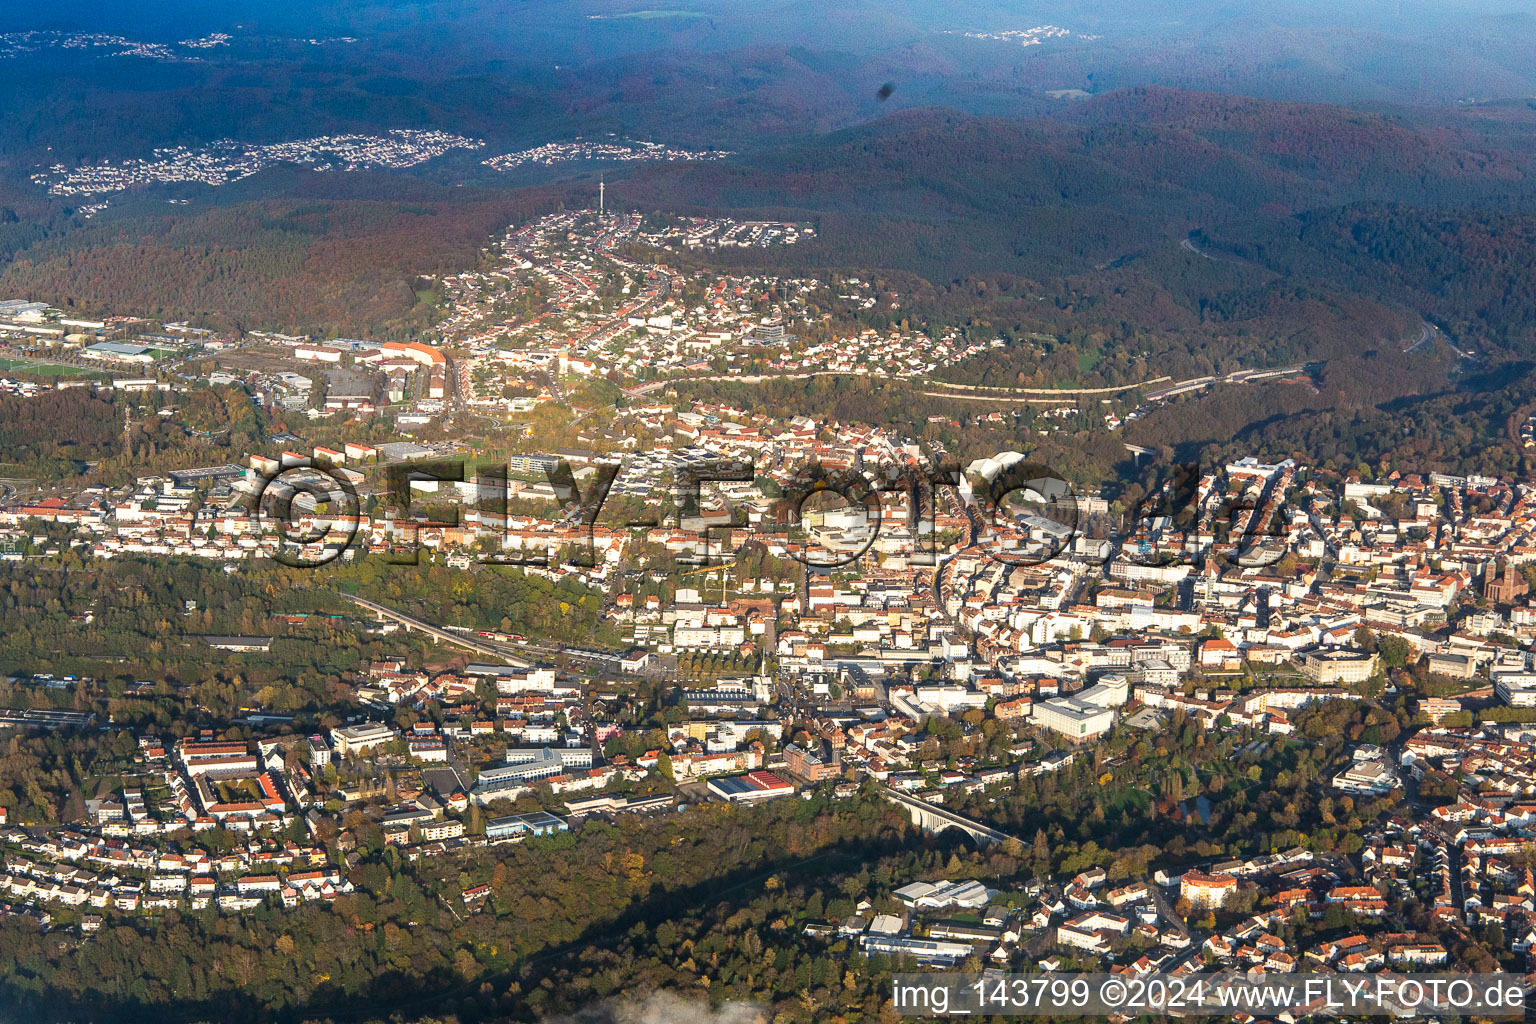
[
  {"left": 678, "top": 560, "right": 735, "bottom": 577},
  {"left": 678, "top": 560, "right": 734, "bottom": 605}
]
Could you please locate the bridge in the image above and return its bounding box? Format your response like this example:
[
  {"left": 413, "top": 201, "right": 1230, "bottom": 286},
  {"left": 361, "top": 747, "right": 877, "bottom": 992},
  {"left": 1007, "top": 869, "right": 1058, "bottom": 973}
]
[
  {"left": 1123, "top": 442, "right": 1156, "bottom": 467},
  {"left": 341, "top": 594, "right": 623, "bottom": 670},
  {"left": 879, "top": 786, "right": 1016, "bottom": 848},
  {"left": 342, "top": 594, "right": 532, "bottom": 666}
]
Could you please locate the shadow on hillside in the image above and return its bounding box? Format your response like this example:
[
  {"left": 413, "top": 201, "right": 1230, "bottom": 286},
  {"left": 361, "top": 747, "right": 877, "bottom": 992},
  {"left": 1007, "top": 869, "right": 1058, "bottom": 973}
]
[{"left": 9, "top": 829, "right": 925, "bottom": 1024}]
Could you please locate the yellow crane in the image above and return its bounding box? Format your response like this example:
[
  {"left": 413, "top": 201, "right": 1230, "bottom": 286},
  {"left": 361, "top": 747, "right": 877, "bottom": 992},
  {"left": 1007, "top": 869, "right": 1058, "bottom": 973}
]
[
  {"left": 677, "top": 560, "right": 735, "bottom": 604},
  {"left": 678, "top": 560, "right": 735, "bottom": 577}
]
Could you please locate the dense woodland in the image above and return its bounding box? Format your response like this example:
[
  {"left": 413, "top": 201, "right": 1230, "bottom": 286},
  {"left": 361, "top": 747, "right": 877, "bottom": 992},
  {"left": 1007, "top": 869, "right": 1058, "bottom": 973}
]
[
  {"left": 0, "top": 190, "right": 566, "bottom": 338},
  {"left": 0, "top": 389, "right": 120, "bottom": 473},
  {"left": 0, "top": 557, "right": 610, "bottom": 726},
  {"left": 0, "top": 385, "right": 267, "bottom": 482},
  {"left": 1208, "top": 203, "right": 1536, "bottom": 355},
  {"left": 617, "top": 90, "right": 1536, "bottom": 284},
  {"left": 1125, "top": 362, "right": 1536, "bottom": 480}
]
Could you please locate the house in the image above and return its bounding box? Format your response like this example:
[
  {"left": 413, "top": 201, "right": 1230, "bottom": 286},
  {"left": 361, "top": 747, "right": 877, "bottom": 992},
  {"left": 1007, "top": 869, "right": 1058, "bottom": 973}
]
[{"left": 1198, "top": 637, "right": 1242, "bottom": 672}]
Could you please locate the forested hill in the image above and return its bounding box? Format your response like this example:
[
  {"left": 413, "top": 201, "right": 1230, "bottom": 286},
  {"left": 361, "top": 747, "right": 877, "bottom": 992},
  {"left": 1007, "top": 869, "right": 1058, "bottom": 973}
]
[
  {"left": 6, "top": 86, "right": 1536, "bottom": 347},
  {"left": 1065, "top": 87, "right": 1529, "bottom": 196},
  {"left": 0, "top": 189, "right": 567, "bottom": 337},
  {"left": 1203, "top": 203, "right": 1536, "bottom": 356},
  {"left": 618, "top": 88, "right": 1536, "bottom": 284}
]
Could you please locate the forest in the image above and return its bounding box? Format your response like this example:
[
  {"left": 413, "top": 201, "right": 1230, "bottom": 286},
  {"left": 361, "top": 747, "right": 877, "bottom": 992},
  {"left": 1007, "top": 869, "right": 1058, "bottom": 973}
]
[
  {"left": 0, "top": 388, "right": 120, "bottom": 473},
  {"left": 616, "top": 89, "right": 1536, "bottom": 285},
  {"left": 0, "top": 383, "right": 269, "bottom": 483},
  {"left": 0, "top": 556, "right": 612, "bottom": 730},
  {"left": 0, "top": 190, "right": 566, "bottom": 338},
  {"left": 1206, "top": 203, "right": 1536, "bottom": 357}
]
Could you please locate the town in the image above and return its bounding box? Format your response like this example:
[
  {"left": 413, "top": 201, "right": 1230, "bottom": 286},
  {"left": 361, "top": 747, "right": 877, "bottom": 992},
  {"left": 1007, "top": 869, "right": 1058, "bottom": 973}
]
[
  {"left": 0, "top": 30, "right": 231, "bottom": 63},
  {"left": 0, "top": 206, "right": 1534, "bottom": 1004},
  {"left": 33, "top": 130, "right": 485, "bottom": 198},
  {"left": 481, "top": 139, "right": 733, "bottom": 173},
  {"left": 9, "top": 0, "right": 1536, "bottom": 1019}
]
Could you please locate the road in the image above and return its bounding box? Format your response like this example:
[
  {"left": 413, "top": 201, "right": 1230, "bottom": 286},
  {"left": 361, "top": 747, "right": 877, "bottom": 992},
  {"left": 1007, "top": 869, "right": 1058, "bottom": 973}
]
[
  {"left": 627, "top": 369, "right": 1172, "bottom": 401},
  {"left": 629, "top": 358, "right": 1317, "bottom": 416},
  {"left": 1176, "top": 239, "right": 1448, "bottom": 362},
  {"left": 1444, "top": 835, "right": 1467, "bottom": 916},
  {"left": 1403, "top": 318, "right": 1474, "bottom": 359},
  {"left": 1404, "top": 320, "right": 1435, "bottom": 354},
  {"left": 1178, "top": 233, "right": 1268, "bottom": 272},
  {"left": 1180, "top": 236, "right": 1215, "bottom": 261},
  {"left": 1149, "top": 880, "right": 1193, "bottom": 941}
]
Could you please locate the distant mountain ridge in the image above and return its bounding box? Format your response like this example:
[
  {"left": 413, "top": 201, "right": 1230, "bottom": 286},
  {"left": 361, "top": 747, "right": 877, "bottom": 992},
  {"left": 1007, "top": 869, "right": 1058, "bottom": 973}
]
[
  {"left": 5, "top": 85, "right": 1536, "bottom": 357},
  {"left": 616, "top": 87, "right": 1536, "bottom": 282},
  {"left": 1068, "top": 86, "right": 1529, "bottom": 191}
]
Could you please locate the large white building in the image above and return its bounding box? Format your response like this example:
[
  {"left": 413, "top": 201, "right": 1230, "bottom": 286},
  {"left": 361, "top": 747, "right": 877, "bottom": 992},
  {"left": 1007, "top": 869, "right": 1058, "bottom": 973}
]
[
  {"left": 1033, "top": 698, "right": 1114, "bottom": 741},
  {"left": 1180, "top": 870, "right": 1237, "bottom": 910},
  {"left": 1078, "top": 674, "right": 1129, "bottom": 708},
  {"left": 1493, "top": 658, "right": 1536, "bottom": 706},
  {"left": 1333, "top": 751, "right": 1399, "bottom": 795},
  {"left": 1297, "top": 647, "right": 1378, "bottom": 684},
  {"left": 1031, "top": 675, "right": 1125, "bottom": 741},
  {"left": 331, "top": 723, "right": 397, "bottom": 757},
  {"left": 673, "top": 621, "right": 746, "bottom": 650},
  {"left": 471, "top": 747, "right": 594, "bottom": 804}
]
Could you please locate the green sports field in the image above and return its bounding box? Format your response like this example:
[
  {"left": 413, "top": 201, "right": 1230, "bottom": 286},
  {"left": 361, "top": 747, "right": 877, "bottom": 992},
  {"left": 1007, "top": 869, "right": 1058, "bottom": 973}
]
[{"left": 0, "top": 358, "right": 97, "bottom": 377}]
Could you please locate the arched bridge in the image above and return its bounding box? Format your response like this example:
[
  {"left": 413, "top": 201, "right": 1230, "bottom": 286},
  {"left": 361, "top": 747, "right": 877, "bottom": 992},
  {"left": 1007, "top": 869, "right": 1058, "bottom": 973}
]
[{"left": 879, "top": 786, "right": 1016, "bottom": 848}]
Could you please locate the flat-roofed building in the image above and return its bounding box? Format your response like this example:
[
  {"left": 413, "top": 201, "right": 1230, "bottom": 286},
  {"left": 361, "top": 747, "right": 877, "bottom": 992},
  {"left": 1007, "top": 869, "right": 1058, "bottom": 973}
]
[
  {"left": 485, "top": 810, "right": 568, "bottom": 841},
  {"left": 707, "top": 770, "right": 794, "bottom": 803},
  {"left": 1297, "top": 646, "right": 1378, "bottom": 684},
  {"left": 1032, "top": 697, "right": 1114, "bottom": 741},
  {"left": 331, "top": 723, "right": 397, "bottom": 757}
]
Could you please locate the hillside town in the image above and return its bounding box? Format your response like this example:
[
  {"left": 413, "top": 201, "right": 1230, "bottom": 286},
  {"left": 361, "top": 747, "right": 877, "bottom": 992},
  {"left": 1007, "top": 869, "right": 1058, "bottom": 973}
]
[
  {"left": 2, "top": 208, "right": 1536, "bottom": 999},
  {"left": 0, "top": 30, "right": 231, "bottom": 63},
  {"left": 481, "top": 138, "right": 733, "bottom": 173},
  {"left": 33, "top": 129, "right": 485, "bottom": 197}
]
